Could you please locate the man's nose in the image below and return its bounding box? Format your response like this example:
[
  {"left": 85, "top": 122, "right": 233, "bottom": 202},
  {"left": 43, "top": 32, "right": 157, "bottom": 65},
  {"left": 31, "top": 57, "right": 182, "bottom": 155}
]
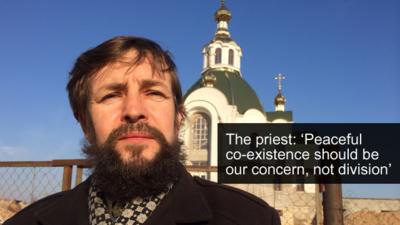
[{"left": 121, "top": 93, "right": 147, "bottom": 123}]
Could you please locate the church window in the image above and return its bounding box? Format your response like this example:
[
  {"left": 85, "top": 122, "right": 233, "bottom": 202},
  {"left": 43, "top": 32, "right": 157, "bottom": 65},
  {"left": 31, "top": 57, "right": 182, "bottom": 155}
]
[
  {"left": 191, "top": 113, "right": 210, "bottom": 151},
  {"left": 229, "top": 49, "right": 234, "bottom": 65},
  {"left": 215, "top": 48, "right": 222, "bottom": 64}
]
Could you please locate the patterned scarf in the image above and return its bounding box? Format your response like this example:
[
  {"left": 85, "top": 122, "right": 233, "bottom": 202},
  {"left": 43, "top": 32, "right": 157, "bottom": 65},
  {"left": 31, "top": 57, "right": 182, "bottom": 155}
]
[{"left": 88, "top": 183, "right": 171, "bottom": 225}]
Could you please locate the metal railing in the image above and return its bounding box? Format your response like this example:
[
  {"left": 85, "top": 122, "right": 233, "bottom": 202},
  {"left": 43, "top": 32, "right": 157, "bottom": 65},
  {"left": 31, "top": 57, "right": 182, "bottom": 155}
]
[
  {"left": 0, "top": 159, "right": 217, "bottom": 201},
  {"left": 0, "top": 159, "right": 92, "bottom": 193},
  {"left": 0, "top": 159, "right": 218, "bottom": 224},
  {"left": 1, "top": 160, "right": 399, "bottom": 225}
]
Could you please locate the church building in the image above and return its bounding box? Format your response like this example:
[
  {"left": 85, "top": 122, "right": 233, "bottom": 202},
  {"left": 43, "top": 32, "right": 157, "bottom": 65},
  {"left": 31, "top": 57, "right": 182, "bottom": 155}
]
[
  {"left": 179, "top": 2, "right": 327, "bottom": 225},
  {"left": 178, "top": 3, "right": 400, "bottom": 225},
  {"left": 181, "top": 1, "right": 292, "bottom": 181}
]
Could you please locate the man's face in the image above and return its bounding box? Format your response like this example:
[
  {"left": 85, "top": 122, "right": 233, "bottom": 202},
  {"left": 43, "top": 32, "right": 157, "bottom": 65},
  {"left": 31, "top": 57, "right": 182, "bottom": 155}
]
[{"left": 87, "top": 51, "right": 180, "bottom": 164}]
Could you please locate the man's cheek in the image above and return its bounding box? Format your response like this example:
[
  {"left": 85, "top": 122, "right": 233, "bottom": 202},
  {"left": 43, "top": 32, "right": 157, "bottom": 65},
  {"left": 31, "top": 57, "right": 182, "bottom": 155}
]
[{"left": 94, "top": 123, "right": 114, "bottom": 145}]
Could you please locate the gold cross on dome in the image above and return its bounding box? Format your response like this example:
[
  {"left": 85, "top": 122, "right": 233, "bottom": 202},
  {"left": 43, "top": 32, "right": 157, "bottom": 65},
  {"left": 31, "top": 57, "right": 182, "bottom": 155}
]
[{"left": 274, "top": 73, "right": 286, "bottom": 93}]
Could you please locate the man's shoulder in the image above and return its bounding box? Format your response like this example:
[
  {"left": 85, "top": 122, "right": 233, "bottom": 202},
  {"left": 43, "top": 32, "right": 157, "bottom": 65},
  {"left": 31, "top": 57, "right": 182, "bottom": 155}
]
[
  {"left": 4, "top": 191, "right": 67, "bottom": 225},
  {"left": 193, "top": 176, "right": 270, "bottom": 207},
  {"left": 4, "top": 180, "right": 90, "bottom": 225},
  {"left": 192, "top": 176, "right": 281, "bottom": 224}
]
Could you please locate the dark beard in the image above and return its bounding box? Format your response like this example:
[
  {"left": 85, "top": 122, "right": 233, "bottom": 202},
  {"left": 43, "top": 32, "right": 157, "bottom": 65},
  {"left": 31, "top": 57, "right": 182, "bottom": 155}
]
[{"left": 82, "top": 122, "right": 185, "bottom": 202}]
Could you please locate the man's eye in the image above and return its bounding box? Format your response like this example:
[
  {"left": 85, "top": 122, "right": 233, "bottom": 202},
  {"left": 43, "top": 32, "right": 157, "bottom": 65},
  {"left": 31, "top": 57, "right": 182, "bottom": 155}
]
[
  {"left": 146, "top": 90, "right": 168, "bottom": 101},
  {"left": 148, "top": 90, "right": 165, "bottom": 96},
  {"left": 100, "top": 93, "right": 121, "bottom": 102}
]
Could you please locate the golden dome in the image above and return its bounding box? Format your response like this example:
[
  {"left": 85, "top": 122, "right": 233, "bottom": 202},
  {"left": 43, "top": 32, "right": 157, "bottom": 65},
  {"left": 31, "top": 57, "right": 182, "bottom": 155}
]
[
  {"left": 214, "top": 2, "right": 231, "bottom": 22},
  {"left": 274, "top": 93, "right": 286, "bottom": 105},
  {"left": 201, "top": 72, "right": 217, "bottom": 87}
]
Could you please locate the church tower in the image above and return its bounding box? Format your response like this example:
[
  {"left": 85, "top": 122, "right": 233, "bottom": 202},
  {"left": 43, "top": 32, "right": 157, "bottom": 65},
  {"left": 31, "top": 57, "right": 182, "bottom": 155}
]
[
  {"left": 202, "top": 0, "right": 242, "bottom": 73},
  {"left": 182, "top": 1, "right": 293, "bottom": 181},
  {"left": 182, "top": 1, "right": 267, "bottom": 181},
  {"left": 180, "top": 4, "right": 321, "bottom": 224}
]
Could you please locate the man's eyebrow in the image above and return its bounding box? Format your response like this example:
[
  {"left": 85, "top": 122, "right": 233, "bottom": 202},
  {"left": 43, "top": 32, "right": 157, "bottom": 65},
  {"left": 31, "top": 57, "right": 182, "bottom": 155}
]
[
  {"left": 98, "top": 82, "right": 128, "bottom": 92},
  {"left": 139, "top": 79, "right": 168, "bottom": 90}
]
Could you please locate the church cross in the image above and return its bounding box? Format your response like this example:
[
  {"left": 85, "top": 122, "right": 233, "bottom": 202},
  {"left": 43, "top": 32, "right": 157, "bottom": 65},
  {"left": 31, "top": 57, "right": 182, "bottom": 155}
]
[{"left": 274, "top": 73, "right": 285, "bottom": 93}]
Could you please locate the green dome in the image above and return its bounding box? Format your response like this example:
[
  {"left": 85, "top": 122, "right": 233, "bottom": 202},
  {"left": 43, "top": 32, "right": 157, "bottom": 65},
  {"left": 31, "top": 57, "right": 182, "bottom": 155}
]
[{"left": 184, "top": 69, "right": 265, "bottom": 114}]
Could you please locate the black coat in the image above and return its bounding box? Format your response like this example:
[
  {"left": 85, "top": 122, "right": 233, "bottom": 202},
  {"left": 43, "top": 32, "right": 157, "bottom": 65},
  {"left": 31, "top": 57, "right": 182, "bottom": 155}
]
[{"left": 5, "top": 166, "right": 281, "bottom": 225}]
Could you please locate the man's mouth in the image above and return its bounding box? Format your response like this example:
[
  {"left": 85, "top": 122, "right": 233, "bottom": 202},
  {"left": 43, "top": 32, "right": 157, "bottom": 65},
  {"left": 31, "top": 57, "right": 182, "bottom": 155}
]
[{"left": 118, "top": 133, "right": 154, "bottom": 143}]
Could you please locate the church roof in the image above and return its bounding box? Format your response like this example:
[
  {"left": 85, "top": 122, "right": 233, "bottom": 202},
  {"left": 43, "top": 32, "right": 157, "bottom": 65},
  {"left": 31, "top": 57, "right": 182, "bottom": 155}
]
[{"left": 184, "top": 69, "right": 265, "bottom": 114}]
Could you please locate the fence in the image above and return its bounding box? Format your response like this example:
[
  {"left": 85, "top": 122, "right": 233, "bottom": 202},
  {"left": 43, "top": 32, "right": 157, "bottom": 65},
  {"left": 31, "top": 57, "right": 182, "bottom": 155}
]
[
  {"left": 0, "top": 159, "right": 217, "bottom": 204},
  {"left": 1, "top": 160, "right": 399, "bottom": 225},
  {"left": 0, "top": 159, "right": 91, "bottom": 204}
]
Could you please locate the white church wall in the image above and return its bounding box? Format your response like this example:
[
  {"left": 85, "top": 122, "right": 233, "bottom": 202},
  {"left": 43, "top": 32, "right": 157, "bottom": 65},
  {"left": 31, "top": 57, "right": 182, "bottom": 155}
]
[
  {"left": 203, "top": 40, "right": 242, "bottom": 72},
  {"left": 272, "top": 118, "right": 289, "bottom": 123},
  {"left": 237, "top": 108, "right": 267, "bottom": 123},
  {"left": 202, "top": 48, "right": 208, "bottom": 69},
  {"left": 185, "top": 87, "right": 232, "bottom": 121},
  {"left": 184, "top": 87, "right": 275, "bottom": 182},
  {"left": 185, "top": 87, "right": 235, "bottom": 182}
]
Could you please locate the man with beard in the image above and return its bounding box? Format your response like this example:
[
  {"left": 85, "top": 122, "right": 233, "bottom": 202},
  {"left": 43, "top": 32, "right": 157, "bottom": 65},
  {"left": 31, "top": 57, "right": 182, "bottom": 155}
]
[{"left": 5, "top": 36, "right": 281, "bottom": 225}]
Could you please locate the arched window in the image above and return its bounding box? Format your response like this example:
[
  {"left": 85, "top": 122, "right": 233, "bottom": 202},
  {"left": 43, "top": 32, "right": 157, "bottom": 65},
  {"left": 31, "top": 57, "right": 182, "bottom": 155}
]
[
  {"left": 229, "top": 49, "right": 234, "bottom": 65},
  {"left": 191, "top": 113, "right": 210, "bottom": 151},
  {"left": 215, "top": 48, "right": 222, "bottom": 64}
]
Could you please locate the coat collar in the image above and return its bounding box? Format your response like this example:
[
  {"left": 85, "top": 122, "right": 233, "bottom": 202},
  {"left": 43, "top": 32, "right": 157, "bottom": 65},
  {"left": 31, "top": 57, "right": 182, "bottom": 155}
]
[
  {"left": 34, "top": 164, "right": 212, "bottom": 225},
  {"left": 128, "top": 164, "right": 213, "bottom": 225}
]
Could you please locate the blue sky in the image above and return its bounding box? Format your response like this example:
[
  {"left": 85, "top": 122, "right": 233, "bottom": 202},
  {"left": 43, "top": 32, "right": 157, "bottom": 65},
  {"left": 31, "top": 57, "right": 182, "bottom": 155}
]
[{"left": 0, "top": 0, "right": 399, "bottom": 199}]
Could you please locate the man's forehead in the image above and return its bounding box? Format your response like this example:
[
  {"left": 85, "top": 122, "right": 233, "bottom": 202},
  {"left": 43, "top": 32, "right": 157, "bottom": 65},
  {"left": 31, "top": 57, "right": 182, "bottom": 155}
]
[{"left": 90, "top": 51, "right": 170, "bottom": 88}]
